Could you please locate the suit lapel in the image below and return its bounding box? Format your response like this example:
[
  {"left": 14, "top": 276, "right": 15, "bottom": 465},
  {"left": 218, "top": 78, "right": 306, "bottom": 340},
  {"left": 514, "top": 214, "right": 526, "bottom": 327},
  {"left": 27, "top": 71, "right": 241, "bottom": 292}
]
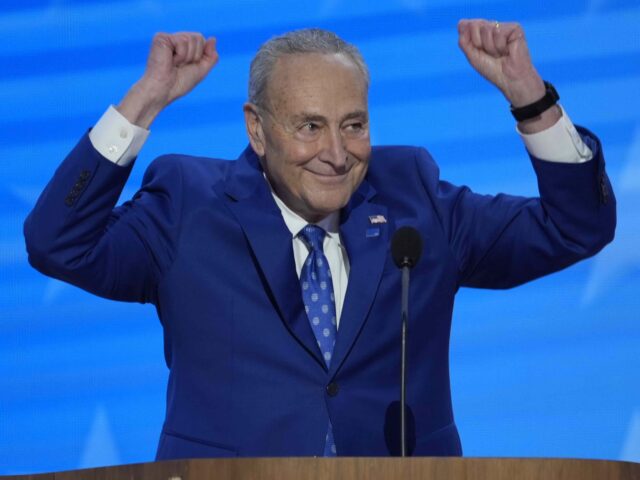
[
  {"left": 329, "top": 183, "right": 388, "bottom": 376},
  {"left": 220, "top": 147, "right": 326, "bottom": 369}
]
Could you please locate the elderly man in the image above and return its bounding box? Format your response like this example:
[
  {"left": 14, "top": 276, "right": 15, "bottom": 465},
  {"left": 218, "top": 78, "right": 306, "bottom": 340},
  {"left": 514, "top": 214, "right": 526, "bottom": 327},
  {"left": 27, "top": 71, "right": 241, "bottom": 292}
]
[{"left": 24, "top": 21, "right": 615, "bottom": 458}]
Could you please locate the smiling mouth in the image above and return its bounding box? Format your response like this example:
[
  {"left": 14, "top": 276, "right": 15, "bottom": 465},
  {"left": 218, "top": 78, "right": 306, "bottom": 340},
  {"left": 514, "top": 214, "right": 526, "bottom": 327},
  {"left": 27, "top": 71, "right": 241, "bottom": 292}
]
[
  {"left": 307, "top": 170, "right": 350, "bottom": 184},
  {"left": 305, "top": 165, "right": 351, "bottom": 176}
]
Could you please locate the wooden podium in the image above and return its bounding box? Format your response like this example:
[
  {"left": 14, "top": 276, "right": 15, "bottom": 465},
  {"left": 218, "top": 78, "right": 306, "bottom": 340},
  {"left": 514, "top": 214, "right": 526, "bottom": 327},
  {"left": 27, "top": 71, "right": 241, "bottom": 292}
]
[{"left": 3, "top": 457, "right": 640, "bottom": 480}]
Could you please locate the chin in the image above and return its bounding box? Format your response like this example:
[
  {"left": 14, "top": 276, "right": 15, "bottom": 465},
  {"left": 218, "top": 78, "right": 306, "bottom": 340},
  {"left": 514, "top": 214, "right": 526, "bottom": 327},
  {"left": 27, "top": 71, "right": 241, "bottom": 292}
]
[
  {"left": 300, "top": 185, "right": 354, "bottom": 220},
  {"left": 309, "top": 199, "right": 349, "bottom": 219}
]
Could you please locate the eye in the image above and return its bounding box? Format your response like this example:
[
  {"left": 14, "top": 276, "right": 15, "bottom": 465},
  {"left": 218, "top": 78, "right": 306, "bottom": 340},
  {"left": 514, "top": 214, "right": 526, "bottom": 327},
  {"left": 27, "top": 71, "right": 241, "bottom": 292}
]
[
  {"left": 295, "top": 122, "right": 322, "bottom": 141},
  {"left": 301, "top": 122, "right": 320, "bottom": 132},
  {"left": 343, "top": 121, "right": 367, "bottom": 137}
]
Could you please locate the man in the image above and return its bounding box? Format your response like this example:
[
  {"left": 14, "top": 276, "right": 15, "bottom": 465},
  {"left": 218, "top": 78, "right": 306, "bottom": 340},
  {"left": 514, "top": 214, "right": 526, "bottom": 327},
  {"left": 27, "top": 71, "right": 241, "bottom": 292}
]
[{"left": 24, "top": 21, "right": 615, "bottom": 458}]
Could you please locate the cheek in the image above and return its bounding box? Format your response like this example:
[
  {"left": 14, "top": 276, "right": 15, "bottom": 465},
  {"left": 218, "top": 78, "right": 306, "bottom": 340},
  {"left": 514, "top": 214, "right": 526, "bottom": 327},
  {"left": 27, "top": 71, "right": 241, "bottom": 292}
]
[
  {"left": 265, "top": 141, "right": 305, "bottom": 178},
  {"left": 266, "top": 151, "right": 311, "bottom": 196},
  {"left": 348, "top": 133, "right": 371, "bottom": 155},
  {"left": 350, "top": 141, "right": 372, "bottom": 171},
  {"left": 290, "top": 142, "right": 321, "bottom": 163}
]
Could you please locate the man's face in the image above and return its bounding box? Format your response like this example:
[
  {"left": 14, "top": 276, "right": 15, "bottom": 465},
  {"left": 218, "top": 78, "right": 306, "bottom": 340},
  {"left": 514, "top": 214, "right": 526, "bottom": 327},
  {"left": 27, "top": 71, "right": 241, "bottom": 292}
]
[{"left": 245, "top": 53, "right": 371, "bottom": 223}]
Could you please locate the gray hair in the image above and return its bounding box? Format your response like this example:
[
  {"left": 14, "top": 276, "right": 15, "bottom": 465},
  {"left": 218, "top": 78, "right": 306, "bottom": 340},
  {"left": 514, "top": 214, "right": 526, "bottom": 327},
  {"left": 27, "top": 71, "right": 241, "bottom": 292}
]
[{"left": 248, "top": 28, "right": 370, "bottom": 108}]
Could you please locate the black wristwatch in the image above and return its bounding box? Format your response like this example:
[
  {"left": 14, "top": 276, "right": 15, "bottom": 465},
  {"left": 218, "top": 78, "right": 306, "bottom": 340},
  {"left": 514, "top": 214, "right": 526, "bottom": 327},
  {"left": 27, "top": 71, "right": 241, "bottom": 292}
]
[{"left": 510, "top": 81, "right": 559, "bottom": 122}]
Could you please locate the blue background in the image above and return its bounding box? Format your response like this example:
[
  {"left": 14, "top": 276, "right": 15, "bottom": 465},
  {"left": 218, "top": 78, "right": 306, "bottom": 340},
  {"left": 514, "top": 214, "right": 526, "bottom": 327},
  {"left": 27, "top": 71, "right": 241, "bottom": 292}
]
[{"left": 1, "top": 0, "right": 639, "bottom": 475}]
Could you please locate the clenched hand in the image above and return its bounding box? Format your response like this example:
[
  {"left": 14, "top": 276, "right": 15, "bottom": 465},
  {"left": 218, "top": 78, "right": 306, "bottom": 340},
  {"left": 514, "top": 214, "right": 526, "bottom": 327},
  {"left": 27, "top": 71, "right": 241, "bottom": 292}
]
[
  {"left": 118, "top": 32, "right": 219, "bottom": 128},
  {"left": 458, "top": 19, "right": 545, "bottom": 107}
]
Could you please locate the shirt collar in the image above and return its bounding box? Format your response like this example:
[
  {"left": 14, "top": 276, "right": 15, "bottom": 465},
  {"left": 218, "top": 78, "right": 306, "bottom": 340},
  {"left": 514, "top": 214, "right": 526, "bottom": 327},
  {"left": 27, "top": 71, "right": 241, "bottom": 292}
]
[{"left": 267, "top": 177, "right": 341, "bottom": 244}]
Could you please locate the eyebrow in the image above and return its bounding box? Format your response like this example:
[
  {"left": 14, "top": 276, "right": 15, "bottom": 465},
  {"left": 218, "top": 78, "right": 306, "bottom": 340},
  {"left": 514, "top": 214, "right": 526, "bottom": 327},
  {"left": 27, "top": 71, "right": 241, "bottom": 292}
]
[
  {"left": 342, "top": 110, "right": 368, "bottom": 122},
  {"left": 291, "top": 110, "right": 368, "bottom": 124},
  {"left": 292, "top": 113, "right": 327, "bottom": 123}
]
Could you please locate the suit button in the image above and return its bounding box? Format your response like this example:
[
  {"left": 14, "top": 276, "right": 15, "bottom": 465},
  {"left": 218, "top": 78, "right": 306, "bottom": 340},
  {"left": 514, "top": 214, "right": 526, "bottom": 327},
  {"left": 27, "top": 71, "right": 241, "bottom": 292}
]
[{"left": 326, "top": 382, "right": 339, "bottom": 397}]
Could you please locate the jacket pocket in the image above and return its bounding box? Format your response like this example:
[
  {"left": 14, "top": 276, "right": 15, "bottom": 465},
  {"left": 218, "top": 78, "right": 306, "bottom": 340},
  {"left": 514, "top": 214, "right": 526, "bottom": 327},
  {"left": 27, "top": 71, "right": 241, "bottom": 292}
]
[
  {"left": 413, "top": 422, "right": 463, "bottom": 456},
  {"left": 156, "top": 429, "right": 238, "bottom": 460}
]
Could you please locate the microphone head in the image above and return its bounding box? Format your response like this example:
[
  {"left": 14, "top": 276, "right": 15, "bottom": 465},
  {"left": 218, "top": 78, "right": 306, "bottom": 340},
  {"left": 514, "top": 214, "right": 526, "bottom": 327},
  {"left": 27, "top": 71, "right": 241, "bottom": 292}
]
[{"left": 391, "top": 226, "right": 423, "bottom": 269}]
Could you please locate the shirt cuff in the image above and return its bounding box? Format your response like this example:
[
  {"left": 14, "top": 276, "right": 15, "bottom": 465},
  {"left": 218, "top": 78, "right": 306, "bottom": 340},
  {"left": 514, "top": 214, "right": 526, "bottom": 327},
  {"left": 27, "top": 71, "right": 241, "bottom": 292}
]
[
  {"left": 88, "top": 105, "right": 150, "bottom": 166},
  {"left": 517, "top": 105, "right": 593, "bottom": 164}
]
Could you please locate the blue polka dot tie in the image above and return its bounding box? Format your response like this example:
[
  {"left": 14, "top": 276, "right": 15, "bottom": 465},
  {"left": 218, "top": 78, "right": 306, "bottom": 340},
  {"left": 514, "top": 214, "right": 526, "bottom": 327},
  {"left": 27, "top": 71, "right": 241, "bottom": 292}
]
[{"left": 299, "top": 225, "right": 338, "bottom": 457}]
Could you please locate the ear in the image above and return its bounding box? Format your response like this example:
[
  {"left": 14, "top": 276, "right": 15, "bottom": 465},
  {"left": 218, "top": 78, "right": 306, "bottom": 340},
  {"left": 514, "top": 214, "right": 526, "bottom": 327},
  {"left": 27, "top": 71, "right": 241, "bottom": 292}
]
[{"left": 243, "top": 102, "right": 266, "bottom": 157}]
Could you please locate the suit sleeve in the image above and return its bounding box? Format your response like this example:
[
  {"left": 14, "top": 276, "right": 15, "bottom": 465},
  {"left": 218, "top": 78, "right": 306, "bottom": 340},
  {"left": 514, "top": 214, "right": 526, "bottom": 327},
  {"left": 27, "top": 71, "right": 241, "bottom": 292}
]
[
  {"left": 24, "top": 133, "right": 182, "bottom": 304},
  {"left": 419, "top": 127, "right": 616, "bottom": 289}
]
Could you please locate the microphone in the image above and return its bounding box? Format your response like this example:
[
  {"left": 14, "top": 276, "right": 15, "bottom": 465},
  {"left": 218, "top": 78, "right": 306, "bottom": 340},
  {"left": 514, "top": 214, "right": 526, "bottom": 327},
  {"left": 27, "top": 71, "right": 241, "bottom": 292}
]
[
  {"left": 391, "top": 226, "right": 423, "bottom": 269},
  {"left": 391, "top": 226, "right": 423, "bottom": 457}
]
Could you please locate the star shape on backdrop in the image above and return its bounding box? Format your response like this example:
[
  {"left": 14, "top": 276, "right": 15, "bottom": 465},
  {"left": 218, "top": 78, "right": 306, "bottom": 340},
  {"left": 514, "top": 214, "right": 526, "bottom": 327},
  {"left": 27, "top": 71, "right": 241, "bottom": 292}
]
[
  {"left": 78, "top": 404, "right": 121, "bottom": 469},
  {"left": 620, "top": 408, "right": 640, "bottom": 462}
]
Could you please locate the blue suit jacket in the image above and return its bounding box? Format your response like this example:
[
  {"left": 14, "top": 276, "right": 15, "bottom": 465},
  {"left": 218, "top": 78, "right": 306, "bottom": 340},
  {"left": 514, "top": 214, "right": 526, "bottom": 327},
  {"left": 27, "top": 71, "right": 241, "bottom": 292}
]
[{"left": 24, "top": 128, "right": 615, "bottom": 458}]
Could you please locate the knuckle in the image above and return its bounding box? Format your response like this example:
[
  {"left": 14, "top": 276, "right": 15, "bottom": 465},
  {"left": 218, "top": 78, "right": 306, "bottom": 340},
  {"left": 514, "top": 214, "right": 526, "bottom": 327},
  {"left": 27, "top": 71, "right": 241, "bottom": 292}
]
[{"left": 152, "top": 32, "right": 169, "bottom": 45}]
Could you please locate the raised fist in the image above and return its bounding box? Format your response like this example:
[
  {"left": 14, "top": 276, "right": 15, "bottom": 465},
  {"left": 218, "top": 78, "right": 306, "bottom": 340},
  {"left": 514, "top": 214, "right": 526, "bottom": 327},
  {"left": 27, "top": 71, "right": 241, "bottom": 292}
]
[
  {"left": 458, "top": 19, "right": 545, "bottom": 107},
  {"left": 118, "top": 32, "right": 219, "bottom": 128},
  {"left": 143, "top": 32, "right": 218, "bottom": 105}
]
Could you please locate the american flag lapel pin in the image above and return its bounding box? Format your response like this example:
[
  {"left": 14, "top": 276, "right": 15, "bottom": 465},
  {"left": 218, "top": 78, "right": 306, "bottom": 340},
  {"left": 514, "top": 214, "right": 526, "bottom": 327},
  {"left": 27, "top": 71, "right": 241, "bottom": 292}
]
[
  {"left": 368, "top": 214, "right": 387, "bottom": 224},
  {"left": 366, "top": 214, "right": 386, "bottom": 238}
]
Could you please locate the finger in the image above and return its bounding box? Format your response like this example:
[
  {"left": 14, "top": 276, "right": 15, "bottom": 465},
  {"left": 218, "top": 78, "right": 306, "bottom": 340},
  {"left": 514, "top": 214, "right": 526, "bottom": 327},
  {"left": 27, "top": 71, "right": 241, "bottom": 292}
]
[
  {"left": 457, "top": 19, "right": 469, "bottom": 35},
  {"left": 203, "top": 37, "right": 219, "bottom": 63},
  {"left": 457, "top": 20, "right": 468, "bottom": 45},
  {"left": 200, "top": 37, "right": 220, "bottom": 71},
  {"left": 193, "top": 33, "right": 205, "bottom": 62},
  {"left": 172, "top": 34, "right": 189, "bottom": 66},
  {"left": 190, "top": 35, "right": 198, "bottom": 63},
  {"left": 505, "top": 22, "right": 526, "bottom": 46},
  {"left": 492, "top": 22, "right": 508, "bottom": 55},
  {"left": 480, "top": 21, "right": 500, "bottom": 57},
  {"left": 188, "top": 33, "right": 203, "bottom": 63},
  {"left": 469, "top": 20, "right": 483, "bottom": 50},
  {"left": 149, "top": 32, "right": 174, "bottom": 63},
  {"left": 151, "top": 32, "right": 171, "bottom": 51},
  {"left": 183, "top": 33, "right": 196, "bottom": 64},
  {"left": 457, "top": 19, "right": 471, "bottom": 45},
  {"left": 501, "top": 23, "right": 528, "bottom": 65},
  {"left": 457, "top": 20, "right": 475, "bottom": 59}
]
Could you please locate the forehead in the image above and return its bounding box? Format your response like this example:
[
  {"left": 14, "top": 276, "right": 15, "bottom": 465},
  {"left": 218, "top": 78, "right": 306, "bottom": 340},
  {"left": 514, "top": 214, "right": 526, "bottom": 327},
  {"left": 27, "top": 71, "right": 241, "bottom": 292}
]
[{"left": 265, "top": 53, "right": 368, "bottom": 117}]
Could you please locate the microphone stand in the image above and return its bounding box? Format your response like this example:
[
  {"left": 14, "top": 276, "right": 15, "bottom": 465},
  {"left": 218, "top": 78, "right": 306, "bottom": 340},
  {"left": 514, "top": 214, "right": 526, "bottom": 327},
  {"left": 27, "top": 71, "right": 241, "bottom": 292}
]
[
  {"left": 400, "top": 260, "right": 410, "bottom": 457},
  {"left": 391, "top": 226, "right": 422, "bottom": 458}
]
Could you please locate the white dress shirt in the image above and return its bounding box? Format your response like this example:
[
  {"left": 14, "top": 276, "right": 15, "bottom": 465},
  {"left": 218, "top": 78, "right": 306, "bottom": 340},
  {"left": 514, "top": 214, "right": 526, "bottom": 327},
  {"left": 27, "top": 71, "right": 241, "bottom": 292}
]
[
  {"left": 87, "top": 104, "right": 594, "bottom": 330},
  {"left": 270, "top": 190, "right": 349, "bottom": 328}
]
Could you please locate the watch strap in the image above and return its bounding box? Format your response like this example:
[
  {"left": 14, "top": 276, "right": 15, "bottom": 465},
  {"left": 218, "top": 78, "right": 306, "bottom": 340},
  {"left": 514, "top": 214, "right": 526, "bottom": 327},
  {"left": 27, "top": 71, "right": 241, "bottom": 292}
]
[{"left": 510, "top": 81, "right": 560, "bottom": 122}]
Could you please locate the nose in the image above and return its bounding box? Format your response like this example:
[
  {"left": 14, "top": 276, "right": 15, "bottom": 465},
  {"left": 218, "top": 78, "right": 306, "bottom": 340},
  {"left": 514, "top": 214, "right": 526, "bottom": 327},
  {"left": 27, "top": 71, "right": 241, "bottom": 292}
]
[{"left": 320, "top": 127, "right": 348, "bottom": 171}]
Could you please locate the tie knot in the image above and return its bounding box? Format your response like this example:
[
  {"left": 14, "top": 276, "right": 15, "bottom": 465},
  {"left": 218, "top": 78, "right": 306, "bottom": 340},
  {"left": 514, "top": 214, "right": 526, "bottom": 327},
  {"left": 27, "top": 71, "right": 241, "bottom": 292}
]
[{"left": 299, "top": 224, "right": 326, "bottom": 252}]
